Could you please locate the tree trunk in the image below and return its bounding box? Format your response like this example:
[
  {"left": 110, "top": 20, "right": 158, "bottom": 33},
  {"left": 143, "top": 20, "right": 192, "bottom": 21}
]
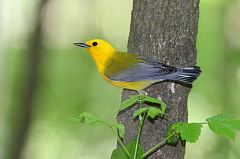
[{"left": 117, "top": 0, "right": 200, "bottom": 158}]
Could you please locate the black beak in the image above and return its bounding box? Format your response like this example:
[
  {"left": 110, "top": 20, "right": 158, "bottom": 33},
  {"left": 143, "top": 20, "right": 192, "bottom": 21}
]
[{"left": 73, "top": 42, "right": 90, "bottom": 48}]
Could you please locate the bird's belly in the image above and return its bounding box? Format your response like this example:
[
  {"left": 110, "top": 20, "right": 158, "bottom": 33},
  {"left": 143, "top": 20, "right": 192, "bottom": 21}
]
[
  {"left": 102, "top": 75, "right": 154, "bottom": 90},
  {"left": 99, "top": 70, "right": 156, "bottom": 90},
  {"left": 109, "top": 80, "right": 151, "bottom": 90}
]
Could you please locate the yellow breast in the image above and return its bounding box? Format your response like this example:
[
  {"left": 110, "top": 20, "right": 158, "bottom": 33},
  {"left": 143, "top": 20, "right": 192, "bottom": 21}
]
[
  {"left": 102, "top": 75, "right": 153, "bottom": 90},
  {"left": 85, "top": 39, "right": 154, "bottom": 90}
]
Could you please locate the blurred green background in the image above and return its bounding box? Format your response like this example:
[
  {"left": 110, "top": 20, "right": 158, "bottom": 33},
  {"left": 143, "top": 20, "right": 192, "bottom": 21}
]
[{"left": 0, "top": 0, "right": 240, "bottom": 159}]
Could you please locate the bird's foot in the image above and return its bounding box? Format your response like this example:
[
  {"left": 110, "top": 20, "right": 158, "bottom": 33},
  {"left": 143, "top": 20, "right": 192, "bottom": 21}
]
[{"left": 137, "top": 90, "right": 148, "bottom": 96}]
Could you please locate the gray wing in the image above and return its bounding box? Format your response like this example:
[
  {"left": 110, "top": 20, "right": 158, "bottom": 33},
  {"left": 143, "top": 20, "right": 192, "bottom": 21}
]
[{"left": 107, "top": 62, "right": 177, "bottom": 82}]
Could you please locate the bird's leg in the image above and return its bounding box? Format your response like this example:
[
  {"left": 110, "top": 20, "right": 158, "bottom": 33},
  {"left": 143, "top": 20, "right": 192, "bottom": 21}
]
[
  {"left": 137, "top": 90, "right": 148, "bottom": 96},
  {"left": 137, "top": 90, "right": 148, "bottom": 108},
  {"left": 137, "top": 90, "right": 145, "bottom": 109}
]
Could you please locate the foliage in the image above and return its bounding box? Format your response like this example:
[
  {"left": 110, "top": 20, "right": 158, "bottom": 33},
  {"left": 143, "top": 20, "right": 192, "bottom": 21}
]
[
  {"left": 206, "top": 113, "right": 240, "bottom": 140},
  {"left": 167, "top": 113, "right": 240, "bottom": 145},
  {"left": 71, "top": 95, "right": 240, "bottom": 159},
  {"left": 120, "top": 95, "right": 166, "bottom": 113},
  {"left": 68, "top": 112, "right": 125, "bottom": 138},
  {"left": 173, "top": 122, "right": 202, "bottom": 143},
  {"left": 133, "top": 106, "right": 165, "bottom": 119},
  {"left": 111, "top": 140, "right": 144, "bottom": 159},
  {"left": 120, "top": 95, "right": 142, "bottom": 111}
]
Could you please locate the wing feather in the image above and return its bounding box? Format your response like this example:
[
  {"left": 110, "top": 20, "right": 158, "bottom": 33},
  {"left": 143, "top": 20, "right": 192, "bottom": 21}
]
[{"left": 104, "top": 52, "right": 177, "bottom": 82}]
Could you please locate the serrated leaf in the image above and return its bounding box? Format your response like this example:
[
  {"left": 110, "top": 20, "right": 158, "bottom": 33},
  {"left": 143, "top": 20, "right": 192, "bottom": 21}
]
[
  {"left": 206, "top": 113, "right": 240, "bottom": 140},
  {"left": 207, "top": 113, "right": 234, "bottom": 121},
  {"left": 111, "top": 147, "right": 128, "bottom": 159},
  {"left": 78, "top": 112, "right": 108, "bottom": 126},
  {"left": 125, "top": 140, "right": 144, "bottom": 158},
  {"left": 120, "top": 95, "right": 141, "bottom": 111},
  {"left": 70, "top": 113, "right": 126, "bottom": 140},
  {"left": 166, "top": 123, "right": 181, "bottom": 145},
  {"left": 111, "top": 140, "right": 144, "bottom": 159},
  {"left": 133, "top": 107, "right": 165, "bottom": 119},
  {"left": 175, "top": 123, "right": 202, "bottom": 143},
  {"left": 65, "top": 117, "right": 83, "bottom": 123},
  {"left": 133, "top": 108, "right": 148, "bottom": 118},
  {"left": 115, "top": 124, "right": 125, "bottom": 138},
  {"left": 142, "top": 95, "right": 167, "bottom": 114},
  {"left": 147, "top": 107, "right": 165, "bottom": 119},
  {"left": 142, "top": 95, "right": 162, "bottom": 104}
]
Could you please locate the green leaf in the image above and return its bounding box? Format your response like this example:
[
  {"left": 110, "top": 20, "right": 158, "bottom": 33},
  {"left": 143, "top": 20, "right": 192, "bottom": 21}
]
[
  {"left": 133, "top": 108, "right": 148, "bottom": 118},
  {"left": 115, "top": 124, "right": 125, "bottom": 139},
  {"left": 133, "top": 107, "right": 165, "bottom": 119},
  {"left": 175, "top": 122, "right": 202, "bottom": 143},
  {"left": 70, "top": 113, "right": 126, "bottom": 140},
  {"left": 120, "top": 95, "right": 141, "bottom": 111},
  {"left": 142, "top": 95, "right": 162, "bottom": 104},
  {"left": 66, "top": 117, "right": 83, "bottom": 123},
  {"left": 143, "top": 95, "right": 167, "bottom": 114},
  {"left": 147, "top": 107, "right": 165, "bottom": 119},
  {"left": 70, "top": 112, "right": 126, "bottom": 137},
  {"left": 206, "top": 113, "right": 240, "bottom": 140},
  {"left": 111, "top": 140, "right": 144, "bottom": 159},
  {"left": 166, "top": 123, "right": 180, "bottom": 145},
  {"left": 77, "top": 112, "right": 108, "bottom": 126},
  {"left": 66, "top": 112, "right": 108, "bottom": 126}
]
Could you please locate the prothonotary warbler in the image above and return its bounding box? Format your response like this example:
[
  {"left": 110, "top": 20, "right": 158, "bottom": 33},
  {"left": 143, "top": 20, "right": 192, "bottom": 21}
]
[{"left": 74, "top": 39, "right": 201, "bottom": 91}]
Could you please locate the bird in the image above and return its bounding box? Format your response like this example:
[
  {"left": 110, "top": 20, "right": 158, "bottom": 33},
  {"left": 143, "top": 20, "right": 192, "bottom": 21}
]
[{"left": 74, "top": 39, "right": 201, "bottom": 92}]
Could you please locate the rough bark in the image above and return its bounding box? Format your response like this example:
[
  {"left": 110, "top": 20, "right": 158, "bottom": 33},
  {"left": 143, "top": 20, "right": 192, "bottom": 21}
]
[
  {"left": 117, "top": 0, "right": 200, "bottom": 158},
  {"left": 7, "top": 0, "right": 48, "bottom": 159}
]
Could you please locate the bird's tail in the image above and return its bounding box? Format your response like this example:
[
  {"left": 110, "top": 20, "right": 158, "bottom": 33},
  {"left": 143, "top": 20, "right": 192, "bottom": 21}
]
[{"left": 168, "top": 66, "right": 201, "bottom": 84}]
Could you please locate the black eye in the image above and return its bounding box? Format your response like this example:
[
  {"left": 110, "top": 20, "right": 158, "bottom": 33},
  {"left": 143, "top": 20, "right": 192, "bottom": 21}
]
[{"left": 92, "top": 42, "right": 97, "bottom": 46}]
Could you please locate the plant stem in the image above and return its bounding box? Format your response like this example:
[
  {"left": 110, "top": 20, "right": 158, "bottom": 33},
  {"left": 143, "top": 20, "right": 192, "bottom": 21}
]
[
  {"left": 141, "top": 132, "right": 176, "bottom": 158},
  {"left": 117, "top": 136, "right": 131, "bottom": 158},
  {"left": 198, "top": 122, "right": 208, "bottom": 125},
  {"left": 133, "top": 93, "right": 146, "bottom": 159},
  {"left": 110, "top": 127, "right": 131, "bottom": 158}
]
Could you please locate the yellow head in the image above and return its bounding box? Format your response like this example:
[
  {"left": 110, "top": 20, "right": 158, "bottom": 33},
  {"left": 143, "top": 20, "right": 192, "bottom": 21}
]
[{"left": 74, "top": 39, "right": 116, "bottom": 72}]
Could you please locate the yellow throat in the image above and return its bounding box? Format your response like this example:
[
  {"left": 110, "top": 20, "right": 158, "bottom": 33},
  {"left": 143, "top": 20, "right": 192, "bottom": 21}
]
[{"left": 85, "top": 39, "right": 115, "bottom": 74}]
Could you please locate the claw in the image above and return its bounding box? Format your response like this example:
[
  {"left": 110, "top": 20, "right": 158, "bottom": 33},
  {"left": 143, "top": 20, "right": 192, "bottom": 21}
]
[{"left": 137, "top": 90, "right": 148, "bottom": 96}]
